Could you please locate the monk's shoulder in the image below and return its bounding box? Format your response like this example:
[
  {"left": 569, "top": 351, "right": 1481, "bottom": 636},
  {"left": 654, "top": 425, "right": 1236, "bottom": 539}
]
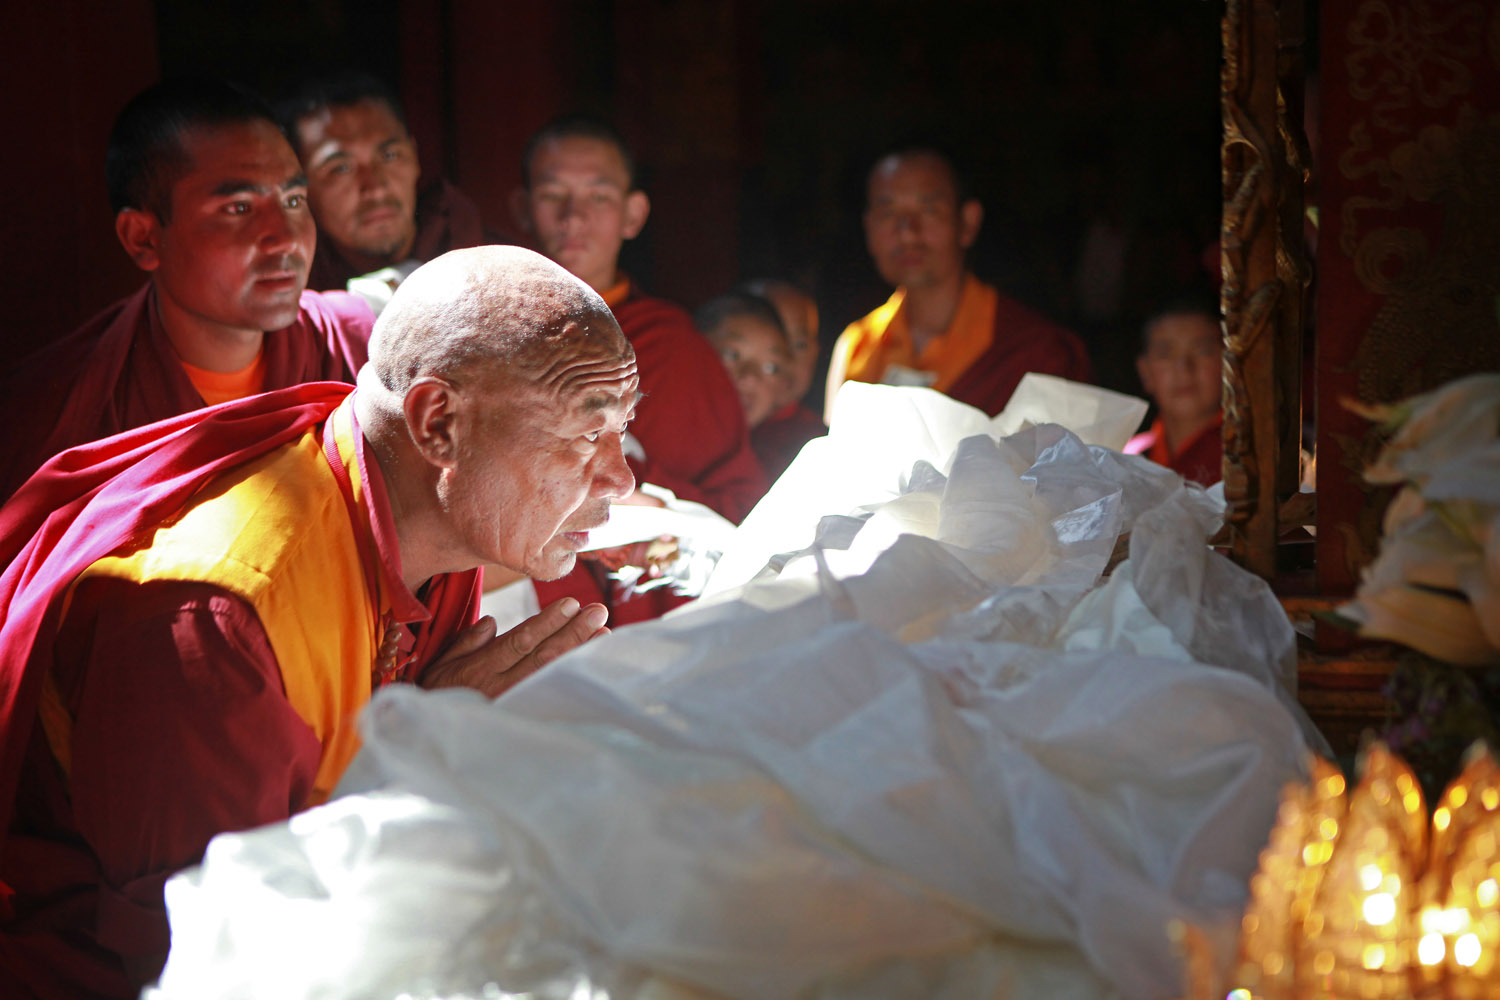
[
  {"left": 292, "top": 290, "right": 376, "bottom": 340},
  {"left": 286, "top": 290, "right": 375, "bottom": 376},
  {"left": 611, "top": 290, "right": 696, "bottom": 342},
  {"left": 988, "top": 291, "right": 1078, "bottom": 347},
  {"left": 611, "top": 291, "right": 719, "bottom": 369}
]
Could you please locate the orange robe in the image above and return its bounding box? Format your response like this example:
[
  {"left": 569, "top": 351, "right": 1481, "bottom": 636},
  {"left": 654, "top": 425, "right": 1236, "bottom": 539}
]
[
  {"left": 1125, "top": 414, "right": 1224, "bottom": 487},
  {"left": 829, "top": 274, "right": 1093, "bottom": 417},
  {"left": 0, "top": 387, "right": 478, "bottom": 998}
]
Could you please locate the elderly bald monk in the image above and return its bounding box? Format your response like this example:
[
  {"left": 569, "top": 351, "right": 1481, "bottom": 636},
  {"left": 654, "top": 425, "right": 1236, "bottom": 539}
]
[
  {"left": 826, "top": 146, "right": 1092, "bottom": 419},
  {"left": 0, "top": 247, "right": 636, "bottom": 999},
  {"left": 0, "top": 78, "right": 374, "bottom": 502}
]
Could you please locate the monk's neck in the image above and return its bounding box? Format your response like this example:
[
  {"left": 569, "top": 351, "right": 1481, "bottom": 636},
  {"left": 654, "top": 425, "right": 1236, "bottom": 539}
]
[
  {"left": 901, "top": 271, "right": 967, "bottom": 354},
  {"left": 335, "top": 237, "right": 413, "bottom": 280},
  {"left": 153, "top": 288, "right": 265, "bottom": 373},
  {"left": 1161, "top": 411, "right": 1218, "bottom": 455},
  {"left": 582, "top": 265, "right": 624, "bottom": 297},
  {"left": 355, "top": 379, "right": 445, "bottom": 594}
]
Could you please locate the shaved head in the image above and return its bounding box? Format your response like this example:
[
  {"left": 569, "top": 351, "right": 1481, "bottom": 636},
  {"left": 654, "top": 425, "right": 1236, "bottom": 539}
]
[
  {"left": 357, "top": 244, "right": 640, "bottom": 586},
  {"left": 367, "top": 245, "right": 628, "bottom": 399}
]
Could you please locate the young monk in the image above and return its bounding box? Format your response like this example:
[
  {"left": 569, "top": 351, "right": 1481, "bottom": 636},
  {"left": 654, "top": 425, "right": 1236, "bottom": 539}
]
[
  {"left": 278, "top": 71, "right": 492, "bottom": 294},
  {"left": 701, "top": 290, "right": 826, "bottom": 484},
  {"left": 1125, "top": 295, "right": 1225, "bottom": 486},
  {"left": 0, "top": 78, "right": 373, "bottom": 501},
  {"left": 511, "top": 114, "right": 764, "bottom": 625},
  {"left": 697, "top": 291, "right": 794, "bottom": 430}
]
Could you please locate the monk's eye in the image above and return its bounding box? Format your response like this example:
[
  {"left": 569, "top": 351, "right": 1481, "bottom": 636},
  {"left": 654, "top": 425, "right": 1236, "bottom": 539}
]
[
  {"left": 284, "top": 193, "right": 306, "bottom": 209},
  {"left": 223, "top": 201, "right": 251, "bottom": 216},
  {"left": 582, "top": 431, "right": 601, "bottom": 444}
]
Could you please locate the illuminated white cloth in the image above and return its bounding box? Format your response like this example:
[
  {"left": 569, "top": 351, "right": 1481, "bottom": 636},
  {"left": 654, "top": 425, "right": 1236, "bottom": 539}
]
[{"left": 149, "top": 384, "right": 1317, "bottom": 1000}]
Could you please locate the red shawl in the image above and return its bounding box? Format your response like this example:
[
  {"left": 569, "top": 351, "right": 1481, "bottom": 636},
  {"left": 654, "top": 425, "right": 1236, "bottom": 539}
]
[
  {"left": 0, "top": 284, "right": 373, "bottom": 501},
  {"left": 0, "top": 383, "right": 477, "bottom": 866},
  {"left": 945, "top": 291, "right": 1094, "bottom": 417}
]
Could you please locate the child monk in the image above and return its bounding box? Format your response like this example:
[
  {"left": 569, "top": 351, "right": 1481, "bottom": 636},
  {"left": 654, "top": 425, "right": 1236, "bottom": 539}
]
[
  {"left": 695, "top": 291, "right": 814, "bottom": 483},
  {"left": 1125, "top": 295, "right": 1224, "bottom": 486}
]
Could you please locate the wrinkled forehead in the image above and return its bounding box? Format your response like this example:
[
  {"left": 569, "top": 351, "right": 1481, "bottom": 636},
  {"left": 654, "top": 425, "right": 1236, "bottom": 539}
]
[{"left": 507, "top": 311, "right": 638, "bottom": 407}]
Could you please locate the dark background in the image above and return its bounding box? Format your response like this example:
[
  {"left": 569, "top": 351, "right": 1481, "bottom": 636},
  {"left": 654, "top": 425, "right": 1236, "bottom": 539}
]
[{"left": 4, "top": 0, "right": 1229, "bottom": 409}]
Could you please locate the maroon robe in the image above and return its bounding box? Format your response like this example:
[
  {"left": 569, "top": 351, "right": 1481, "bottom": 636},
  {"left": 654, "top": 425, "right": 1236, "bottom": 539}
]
[
  {"left": 0, "top": 385, "right": 479, "bottom": 998},
  {"left": 751, "top": 402, "right": 826, "bottom": 485},
  {"left": 535, "top": 283, "right": 767, "bottom": 626},
  {"left": 1125, "top": 415, "right": 1224, "bottom": 487},
  {"left": 945, "top": 292, "right": 1094, "bottom": 417},
  {"left": 0, "top": 284, "right": 373, "bottom": 502},
  {"left": 305, "top": 178, "right": 492, "bottom": 292}
]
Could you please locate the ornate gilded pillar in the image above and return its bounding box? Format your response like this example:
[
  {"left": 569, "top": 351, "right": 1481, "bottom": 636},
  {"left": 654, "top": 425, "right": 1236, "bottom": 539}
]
[{"left": 1221, "top": 0, "right": 1311, "bottom": 580}]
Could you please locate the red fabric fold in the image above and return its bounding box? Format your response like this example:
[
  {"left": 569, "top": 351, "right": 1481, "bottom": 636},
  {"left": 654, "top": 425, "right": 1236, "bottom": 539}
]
[
  {"left": 0, "top": 383, "right": 352, "bottom": 863},
  {"left": 0, "top": 284, "right": 373, "bottom": 502}
]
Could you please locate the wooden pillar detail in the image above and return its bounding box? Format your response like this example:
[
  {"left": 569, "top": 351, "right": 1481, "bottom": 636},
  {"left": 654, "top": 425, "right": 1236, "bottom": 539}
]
[{"left": 1220, "top": 0, "right": 1308, "bottom": 579}]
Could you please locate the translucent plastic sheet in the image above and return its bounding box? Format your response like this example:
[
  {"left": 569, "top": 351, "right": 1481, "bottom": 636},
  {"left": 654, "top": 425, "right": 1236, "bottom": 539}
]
[{"left": 151, "top": 384, "right": 1318, "bottom": 1000}]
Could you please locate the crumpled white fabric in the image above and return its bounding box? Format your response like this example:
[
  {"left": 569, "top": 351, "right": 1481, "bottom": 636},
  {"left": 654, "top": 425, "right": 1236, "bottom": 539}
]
[{"left": 150, "top": 384, "right": 1318, "bottom": 1000}]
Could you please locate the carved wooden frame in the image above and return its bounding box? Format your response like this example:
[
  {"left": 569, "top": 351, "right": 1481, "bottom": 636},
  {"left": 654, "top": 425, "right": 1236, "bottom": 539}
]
[{"left": 1221, "top": 0, "right": 1312, "bottom": 579}]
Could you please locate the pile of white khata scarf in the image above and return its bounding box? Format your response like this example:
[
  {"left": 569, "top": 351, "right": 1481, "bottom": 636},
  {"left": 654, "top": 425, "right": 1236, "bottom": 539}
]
[
  {"left": 1338, "top": 373, "right": 1500, "bottom": 665},
  {"left": 147, "top": 378, "right": 1327, "bottom": 1000}
]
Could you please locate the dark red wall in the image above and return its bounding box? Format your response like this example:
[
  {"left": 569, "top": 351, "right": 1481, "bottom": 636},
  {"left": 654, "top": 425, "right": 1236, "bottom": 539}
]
[{"left": 1, "top": 2, "right": 158, "bottom": 359}]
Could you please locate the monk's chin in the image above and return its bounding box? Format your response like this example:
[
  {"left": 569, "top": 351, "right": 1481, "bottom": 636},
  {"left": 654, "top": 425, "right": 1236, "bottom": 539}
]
[
  {"left": 250, "top": 300, "right": 306, "bottom": 334},
  {"left": 531, "top": 552, "right": 578, "bottom": 583}
]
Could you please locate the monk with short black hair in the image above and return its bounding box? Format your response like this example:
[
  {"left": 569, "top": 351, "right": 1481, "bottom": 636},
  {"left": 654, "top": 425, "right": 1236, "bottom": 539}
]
[
  {"left": 1125, "top": 292, "right": 1225, "bottom": 486},
  {"left": 278, "top": 70, "right": 492, "bottom": 295},
  {"left": 827, "top": 145, "right": 1093, "bottom": 419},
  {"left": 0, "top": 78, "right": 374, "bottom": 501},
  {"left": 512, "top": 114, "right": 764, "bottom": 624}
]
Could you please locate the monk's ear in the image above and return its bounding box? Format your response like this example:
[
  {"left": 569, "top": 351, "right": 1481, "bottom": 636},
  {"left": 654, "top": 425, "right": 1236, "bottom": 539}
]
[
  {"left": 621, "top": 190, "right": 650, "bottom": 241},
  {"left": 958, "top": 198, "right": 983, "bottom": 250},
  {"left": 508, "top": 187, "right": 534, "bottom": 237},
  {"left": 403, "top": 377, "right": 461, "bottom": 469},
  {"left": 115, "top": 208, "right": 162, "bottom": 271}
]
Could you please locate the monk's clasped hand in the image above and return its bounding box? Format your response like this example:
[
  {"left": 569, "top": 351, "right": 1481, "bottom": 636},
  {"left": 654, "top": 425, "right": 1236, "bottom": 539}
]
[{"left": 418, "top": 598, "right": 610, "bottom": 698}]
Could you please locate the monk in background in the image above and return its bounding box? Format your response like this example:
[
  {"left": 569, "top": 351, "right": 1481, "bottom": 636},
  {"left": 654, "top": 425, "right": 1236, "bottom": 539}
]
[
  {"left": 826, "top": 146, "right": 1092, "bottom": 419},
  {"left": 739, "top": 279, "right": 827, "bottom": 482},
  {"left": 1125, "top": 293, "right": 1224, "bottom": 486},
  {"left": 510, "top": 114, "right": 764, "bottom": 625},
  {"left": 0, "top": 79, "right": 373, "bottom": 501},
  {"left": 278, "top": 71, "right": 494, "bottom": 302},
  {"left": 0, "top": 246, "right": 629, "bottom": 999}
]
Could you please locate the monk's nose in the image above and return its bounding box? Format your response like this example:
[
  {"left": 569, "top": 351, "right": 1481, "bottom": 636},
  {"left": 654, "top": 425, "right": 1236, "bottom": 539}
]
[
  {"left": 261, "top": 203, "right": 299, "bottom": 254},
  {"left": 589, "top": 433, "right": 635, "bottom": 501},
  {"left": 357, "top": 159, "right": 392, "bottom": 195}
]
